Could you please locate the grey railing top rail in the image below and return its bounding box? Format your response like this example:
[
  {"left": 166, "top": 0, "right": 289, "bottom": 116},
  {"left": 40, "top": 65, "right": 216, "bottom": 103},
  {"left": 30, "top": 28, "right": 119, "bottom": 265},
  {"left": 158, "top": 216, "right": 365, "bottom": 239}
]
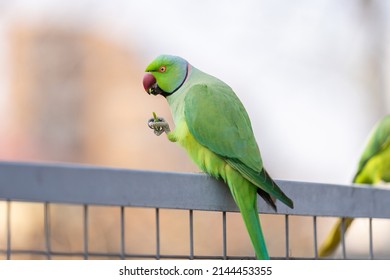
[{"left": 0, "top": 161, "right": 389, "bottom": 218}]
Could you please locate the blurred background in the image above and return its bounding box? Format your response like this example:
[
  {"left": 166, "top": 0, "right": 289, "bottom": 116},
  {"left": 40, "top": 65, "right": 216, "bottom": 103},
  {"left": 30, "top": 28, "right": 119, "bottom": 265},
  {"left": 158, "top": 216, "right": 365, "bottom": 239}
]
[{"left": 0, "top": 0, "right": 389, "bottom": 259}]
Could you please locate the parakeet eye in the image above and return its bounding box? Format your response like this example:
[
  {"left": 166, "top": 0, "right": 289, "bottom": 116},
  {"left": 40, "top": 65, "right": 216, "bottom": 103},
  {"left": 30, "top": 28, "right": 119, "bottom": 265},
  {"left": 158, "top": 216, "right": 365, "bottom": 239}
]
[{"left": 159, "top": 66, "right": 166, "bottom": 73}]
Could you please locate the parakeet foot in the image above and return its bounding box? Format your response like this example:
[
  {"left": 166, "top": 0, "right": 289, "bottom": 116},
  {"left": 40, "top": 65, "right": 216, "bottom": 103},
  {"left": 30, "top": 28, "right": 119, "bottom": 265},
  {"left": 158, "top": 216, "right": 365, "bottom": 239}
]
[{"left": 148, "top": 117, "right": 171, "bottom": 136}]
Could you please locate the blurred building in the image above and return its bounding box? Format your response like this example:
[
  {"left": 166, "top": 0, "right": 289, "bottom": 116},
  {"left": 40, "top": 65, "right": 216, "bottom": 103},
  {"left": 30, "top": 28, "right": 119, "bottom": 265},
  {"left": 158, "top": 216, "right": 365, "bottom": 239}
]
[{"left": 4, "top": 23, "right": 194, "bottom": 171}]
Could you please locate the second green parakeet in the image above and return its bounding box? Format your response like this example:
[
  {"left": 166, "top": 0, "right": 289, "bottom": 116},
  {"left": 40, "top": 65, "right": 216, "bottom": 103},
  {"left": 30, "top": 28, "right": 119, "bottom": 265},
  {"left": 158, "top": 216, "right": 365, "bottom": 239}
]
[{"left": 319, "top": 114, "right": 390, "bottom": 257}]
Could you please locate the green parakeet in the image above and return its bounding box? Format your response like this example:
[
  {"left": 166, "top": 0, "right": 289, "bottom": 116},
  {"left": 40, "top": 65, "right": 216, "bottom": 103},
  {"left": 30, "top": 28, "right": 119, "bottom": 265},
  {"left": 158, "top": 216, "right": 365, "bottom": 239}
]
[
  {"left": 319, "top": 114, "right": 390, "bottom": 257},
  {"left": 143, "top": 54, "right": 294, "bottom": 260}
]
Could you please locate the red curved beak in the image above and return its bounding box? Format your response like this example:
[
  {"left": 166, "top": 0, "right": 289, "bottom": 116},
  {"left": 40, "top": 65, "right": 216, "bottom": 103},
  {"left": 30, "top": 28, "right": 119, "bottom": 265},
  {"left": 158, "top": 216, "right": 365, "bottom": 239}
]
[{"left": 143, "top": 73, "right": 156, "bottom": 94}]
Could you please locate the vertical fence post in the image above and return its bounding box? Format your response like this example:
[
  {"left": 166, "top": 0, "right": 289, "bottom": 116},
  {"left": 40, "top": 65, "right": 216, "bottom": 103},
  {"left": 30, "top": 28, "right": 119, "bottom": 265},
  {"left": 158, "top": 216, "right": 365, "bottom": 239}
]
[
  {"left": 285, "top": 215, "right": 290, "bottom": 259},
  {"left": 6, "top": 200, "right": 11, "bottom": 260},
  {"left": 44, "top": 202, "right": 51, "bottom": 260},
  {"left": 222, "top": 211, "right": 227, "bottom": 260},
  {"left": 189, "top": 210, "right": 194, "bottom": 259},
  {"left": 313, "top": 216, "right": 318, "bottom": 259},
  {"left": 83, "top": 204, "right": 89, "bottom": 260},
  {"left": 120, "top": 206, "right": 125, "bottom": 260},
  {"left": 369, "top": 218, "right": 374, "bottom": 260},
  {"left": 341, "top": 217, "right": 346, "bottom": 259},
  {"left": 155, "top": 208, "right": 160, "bottom": 260}
]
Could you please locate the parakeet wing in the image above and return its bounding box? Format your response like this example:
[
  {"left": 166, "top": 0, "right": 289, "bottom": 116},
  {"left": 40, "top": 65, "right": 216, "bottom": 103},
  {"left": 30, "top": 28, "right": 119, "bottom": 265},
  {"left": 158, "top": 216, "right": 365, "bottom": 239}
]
[
  {"left": 184, "top": 83, "right": 293, "bottom": 208},
  {"left": 354, "top": 115, "right": 390, "bottom": 181},
  {"left": 184, "top": 83, "right": 262, "bottom": 171}
]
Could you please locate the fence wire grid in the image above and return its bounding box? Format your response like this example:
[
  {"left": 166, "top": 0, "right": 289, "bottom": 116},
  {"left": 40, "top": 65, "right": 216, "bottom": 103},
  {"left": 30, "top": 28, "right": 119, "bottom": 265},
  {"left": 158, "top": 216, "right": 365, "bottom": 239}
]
[{"left": 0, "top": 161, "right": 390, "bottom": 260}]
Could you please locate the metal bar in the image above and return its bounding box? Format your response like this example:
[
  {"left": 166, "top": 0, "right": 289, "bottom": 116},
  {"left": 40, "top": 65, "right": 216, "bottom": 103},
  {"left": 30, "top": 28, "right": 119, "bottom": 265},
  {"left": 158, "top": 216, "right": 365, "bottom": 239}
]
[
  {"left": 369, "top": 218, "right": 374, "bottom": 260},
  {"left": 189, "top": 210, "right": 194, "bottom": 259},
  {"left": 83, "top": 204, "right": 88, "bottom": 260},
  {"left": 44, "top": 202, "right": 51, "bottom": 260},
  {"left": 155, "top": 208, "right": 160, "bottom": 260},
  {"left": 222, "top": 211, "right": 227, "bottom": 260},
  {"left": 313, "top": 216, "right": 318, "bottom": 259},
  {"left": 120, "top": 206, "right": 125, "bottom": 260},
  {"left": 6, "top": 200, "right": 10, "bottom": 260},
  {"left": 341, "top": 217, "right": 346, "bottom": 259},
  {"left": 1, "top": 161, "right": 390, "bottom": 218},
  {"left": 285, "top": 215, "right": 289, "bottom": 259}
]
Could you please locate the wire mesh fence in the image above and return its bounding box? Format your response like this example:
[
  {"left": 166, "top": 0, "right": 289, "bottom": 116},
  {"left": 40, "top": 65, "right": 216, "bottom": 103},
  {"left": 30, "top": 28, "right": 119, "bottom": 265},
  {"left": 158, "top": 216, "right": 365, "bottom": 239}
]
[{"left": 0, "top": 161, "right": 390, "bottom": 260}]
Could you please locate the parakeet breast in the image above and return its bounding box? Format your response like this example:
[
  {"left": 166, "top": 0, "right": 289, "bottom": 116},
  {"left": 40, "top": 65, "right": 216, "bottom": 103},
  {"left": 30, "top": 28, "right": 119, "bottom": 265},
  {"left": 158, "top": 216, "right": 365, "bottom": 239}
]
[{"left": 173, "top": 120, "right": 228, "bottom": 180}]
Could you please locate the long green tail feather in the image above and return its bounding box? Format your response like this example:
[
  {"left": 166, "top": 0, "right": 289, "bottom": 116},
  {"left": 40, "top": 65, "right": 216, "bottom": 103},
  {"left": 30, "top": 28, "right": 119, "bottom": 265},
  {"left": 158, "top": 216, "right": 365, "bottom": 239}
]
[
  {"left": 226, "top": 172, "right": 270, "bottom": 260},
  {"left": 240, "top": 205, "right": 269, "bottom": 259}
]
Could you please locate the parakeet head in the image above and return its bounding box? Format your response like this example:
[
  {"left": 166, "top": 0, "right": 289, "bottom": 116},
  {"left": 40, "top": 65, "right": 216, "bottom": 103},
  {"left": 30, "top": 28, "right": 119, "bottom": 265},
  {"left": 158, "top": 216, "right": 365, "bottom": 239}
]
[{"left": 143, "top": 55, "right": 188, "bottom": 97}]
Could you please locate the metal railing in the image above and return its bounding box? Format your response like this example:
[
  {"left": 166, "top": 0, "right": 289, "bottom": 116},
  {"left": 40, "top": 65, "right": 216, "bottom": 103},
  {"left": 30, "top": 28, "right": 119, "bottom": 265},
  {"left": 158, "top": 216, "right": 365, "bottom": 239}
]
[{"left": 0, "top": 161, "right": 389, "bottom": 259}]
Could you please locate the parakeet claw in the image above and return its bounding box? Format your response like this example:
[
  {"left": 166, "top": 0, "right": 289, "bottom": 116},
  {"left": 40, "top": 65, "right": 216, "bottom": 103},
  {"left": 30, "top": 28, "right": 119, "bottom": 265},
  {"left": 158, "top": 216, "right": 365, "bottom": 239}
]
[{"left": 148, "top": 117, "right": 171, "bottom": 136}]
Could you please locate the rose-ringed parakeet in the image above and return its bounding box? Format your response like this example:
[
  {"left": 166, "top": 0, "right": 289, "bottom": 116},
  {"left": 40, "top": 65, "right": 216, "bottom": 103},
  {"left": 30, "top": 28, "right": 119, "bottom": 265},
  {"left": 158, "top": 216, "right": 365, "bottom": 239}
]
[
  {"left": 319, "top": 114, "right": 390, "bottom": 257},
  {"left": 143, "top": 55, "right": 294, "bottom": 260}
]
